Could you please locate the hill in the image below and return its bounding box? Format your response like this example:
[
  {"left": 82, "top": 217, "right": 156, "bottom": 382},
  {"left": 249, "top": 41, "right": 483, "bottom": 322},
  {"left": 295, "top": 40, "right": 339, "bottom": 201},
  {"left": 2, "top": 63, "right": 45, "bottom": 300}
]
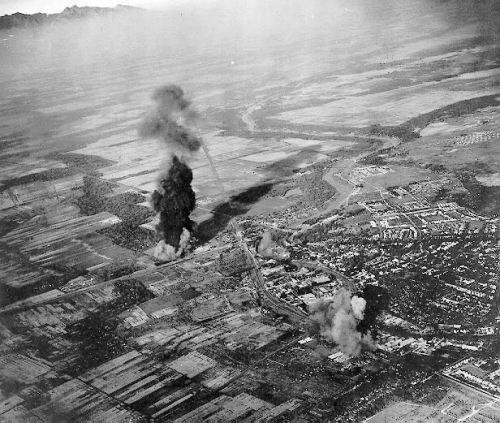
[{"left": 0, "top": 4, "right": 143, "bottom": 30}]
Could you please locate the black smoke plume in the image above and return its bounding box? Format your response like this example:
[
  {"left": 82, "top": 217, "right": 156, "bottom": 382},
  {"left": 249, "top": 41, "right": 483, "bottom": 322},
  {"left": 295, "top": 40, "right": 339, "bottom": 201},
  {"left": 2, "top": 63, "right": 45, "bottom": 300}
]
[
  {"left": 357, "top": 284, "right": 390, "bottom": 337},
  {"left": 139, "top": 85, "right": 201, "bottom": 260},
  {"left": 139, "top": 85, "right": 201, "bottom": 153},
  {"left": 151, "top": 155, "right": 195, "bottom": 250}
]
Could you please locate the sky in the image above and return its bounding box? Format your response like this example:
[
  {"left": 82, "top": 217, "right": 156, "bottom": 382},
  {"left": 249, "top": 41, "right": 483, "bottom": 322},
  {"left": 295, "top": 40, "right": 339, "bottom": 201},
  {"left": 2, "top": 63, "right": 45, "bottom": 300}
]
[{"left": 0, "top": 0, "right": 195, "bottom": 15}]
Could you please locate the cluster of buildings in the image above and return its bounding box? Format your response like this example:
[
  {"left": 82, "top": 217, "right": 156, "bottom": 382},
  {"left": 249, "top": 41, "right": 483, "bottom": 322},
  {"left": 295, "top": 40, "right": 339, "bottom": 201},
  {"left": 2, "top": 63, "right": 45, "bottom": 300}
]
[
  {"left": 356, "top": 190, "right": 496, "bottom": 241},
  {"left": 405, "top": 176, "right": 460, "bottom": 200},
  {"left": 376, "top": 333, "right": 443, "bottom": 355},
  {"left": 376, "top": 332, "right": 486, "bottom": 356},
  {"left": 443, "top": 357, "right": 500, "bottom": 398},
  {"left": 238, "top": 175, "right": 499, "bottom": 342},
  {"left": 259, "top": 260, "right": 341, "bottom": 313},
  {"left": 450, "top": 130, "right": 500, "bottom": 146},
  {"left": 344, "top": 165, "right": 392, "bottom": 186}
]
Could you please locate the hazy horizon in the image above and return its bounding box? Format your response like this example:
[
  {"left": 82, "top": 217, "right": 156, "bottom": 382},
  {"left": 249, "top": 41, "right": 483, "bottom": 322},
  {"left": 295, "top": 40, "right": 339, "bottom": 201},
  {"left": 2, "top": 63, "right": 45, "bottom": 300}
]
[
  {"left": 0, "top": 0, "right": 498, "bottom": 156},
  {"left": 0, "top": 0, "right": 189, "bottom": 15}
]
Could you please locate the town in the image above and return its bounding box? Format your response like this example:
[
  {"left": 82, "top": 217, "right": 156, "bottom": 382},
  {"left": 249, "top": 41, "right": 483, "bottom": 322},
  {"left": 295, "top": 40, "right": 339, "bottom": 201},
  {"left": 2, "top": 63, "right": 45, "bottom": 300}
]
[
  {"left": 1, "top": 146, "right": 498, "bottom": 421},
  {"left": 1, "top": 1, "right": 500, "bottom": 420}
]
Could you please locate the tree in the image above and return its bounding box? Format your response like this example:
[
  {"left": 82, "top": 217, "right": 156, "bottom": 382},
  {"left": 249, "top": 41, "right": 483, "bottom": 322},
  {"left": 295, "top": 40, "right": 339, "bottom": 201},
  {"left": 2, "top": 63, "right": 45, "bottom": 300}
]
[{"left": 66, "top": 306, "right": 127, "bottom": 375}]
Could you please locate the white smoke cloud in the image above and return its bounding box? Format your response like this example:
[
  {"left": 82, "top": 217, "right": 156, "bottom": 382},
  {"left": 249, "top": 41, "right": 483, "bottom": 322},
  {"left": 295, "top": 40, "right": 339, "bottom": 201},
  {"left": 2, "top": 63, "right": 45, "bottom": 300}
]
[
  {"left": 257, "top": 230, "right": 290, "bottom": 259},
  {"left": 310, "top": 288, "right": 375, "bottom": 356},
  {"left": 351, "top": 295, "right": 366, "bottom": 320},
  {"left": 153, "top": 228, "right": 190, "bottom": 261}
]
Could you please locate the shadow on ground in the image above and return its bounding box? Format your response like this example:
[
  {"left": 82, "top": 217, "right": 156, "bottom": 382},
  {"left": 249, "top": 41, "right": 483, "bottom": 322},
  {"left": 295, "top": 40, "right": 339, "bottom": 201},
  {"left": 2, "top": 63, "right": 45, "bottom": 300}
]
[
  {"left": 195, "top": 183, "right": 273, "bottom": 243},
  {"left": 194, "top": 148, "right": 322, "bottom": 244}
]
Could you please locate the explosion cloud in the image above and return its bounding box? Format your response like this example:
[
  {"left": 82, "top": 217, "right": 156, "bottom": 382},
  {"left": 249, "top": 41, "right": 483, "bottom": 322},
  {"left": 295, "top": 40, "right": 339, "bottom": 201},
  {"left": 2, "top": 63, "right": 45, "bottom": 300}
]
[
  {"left": 350, "top": 295, "right": 366, "bottom": 321},
  {"left": 257, "top": 230, "right": 290, "bottom": 260},
  {"left": 310, "top": 288, "right": 375, "bottom": 356},
  {"left": 139, "top": 85, "right": 201, "bottom": 261}
]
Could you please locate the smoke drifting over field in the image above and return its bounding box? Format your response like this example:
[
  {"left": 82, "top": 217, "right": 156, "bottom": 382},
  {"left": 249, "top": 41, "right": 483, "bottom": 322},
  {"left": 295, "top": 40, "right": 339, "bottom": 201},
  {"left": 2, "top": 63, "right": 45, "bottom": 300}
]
[
  {"left": 139, "top": 85, "right": 200, "bottom": 261},
  {"left": 310, "top": 288, "right": 375, "bottom": 356}
]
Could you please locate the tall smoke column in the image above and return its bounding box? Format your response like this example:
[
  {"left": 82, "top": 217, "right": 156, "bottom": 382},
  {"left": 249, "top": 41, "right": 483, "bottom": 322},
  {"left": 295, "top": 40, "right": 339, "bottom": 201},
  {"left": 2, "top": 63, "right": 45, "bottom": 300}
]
[
  {"left": 138, "top": 85, "right": 201, "bottom": 261},
  {"left": 310, "top": 288, "right": 375, "bottom": 356}
]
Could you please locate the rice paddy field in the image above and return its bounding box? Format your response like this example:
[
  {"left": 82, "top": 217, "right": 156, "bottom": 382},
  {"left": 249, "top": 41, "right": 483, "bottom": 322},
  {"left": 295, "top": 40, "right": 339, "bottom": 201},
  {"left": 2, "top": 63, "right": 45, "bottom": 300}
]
[{"left": 0, "top": 0, "right": 498, "bottom": 209}]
